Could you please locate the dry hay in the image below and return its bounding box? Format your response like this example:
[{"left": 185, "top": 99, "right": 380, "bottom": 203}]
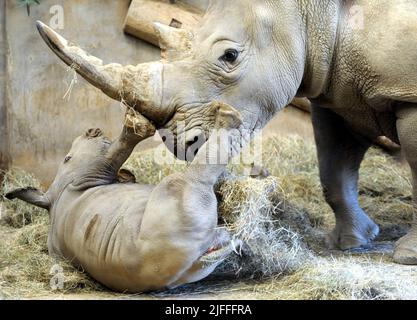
[
  {"left": 0, "top": 135, "right": 416, "bottom": 299},
  {"left": 259, "top": 256, "right": 417, "bottom": 300},
  {"left": 213, "top": 175, "right": 315, "bottom": 278}
]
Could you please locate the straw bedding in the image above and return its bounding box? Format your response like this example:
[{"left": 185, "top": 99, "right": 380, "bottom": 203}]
[{"left": 1, "top": 135, "right": 415, "bottom": 300}]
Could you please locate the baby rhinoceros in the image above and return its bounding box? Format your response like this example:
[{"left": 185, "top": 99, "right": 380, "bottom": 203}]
[{"left": 6, "top": 102, "right": 243, "bottom": 292}]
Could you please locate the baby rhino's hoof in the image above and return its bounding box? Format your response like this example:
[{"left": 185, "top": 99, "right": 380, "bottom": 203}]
[
  {"left": 394, "top": 231, "right": 417, "bottom": 265},
  {"left": 124, "top": 108, "right": 156, "bottom": 137},
  {"left": 214, "top": 102, "right": 243, "bottom": 130}
]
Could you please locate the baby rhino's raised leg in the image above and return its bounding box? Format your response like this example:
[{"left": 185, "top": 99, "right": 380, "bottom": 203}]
[{"left": 106, "top": 108, "right": 155, "bottom": 171}]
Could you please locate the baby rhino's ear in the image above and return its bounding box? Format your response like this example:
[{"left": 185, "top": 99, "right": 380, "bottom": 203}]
[
  {"left": 117, "top": 169, "right": 136, "bottom": 184},
  {"left": 5, "top": 187, "right": 50, "bottom": 210}
]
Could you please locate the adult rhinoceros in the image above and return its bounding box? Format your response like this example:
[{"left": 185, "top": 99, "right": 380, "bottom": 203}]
[{"left": 36, "top": 0, "right": 417, "bottom": 264}]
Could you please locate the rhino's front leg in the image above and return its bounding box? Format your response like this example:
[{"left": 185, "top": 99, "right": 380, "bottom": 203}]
[
  {"left": 312, "top": 105, "right": 379, "bottom": 250},
  {"left": 394, "top": 104, "right": 417, "bottom": 264}
]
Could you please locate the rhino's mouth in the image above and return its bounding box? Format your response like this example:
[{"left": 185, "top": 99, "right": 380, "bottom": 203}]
[
  {"left": 199, "top": 229, "right": 242, "bottom": 266},
  {"left": 199, "top": 240, "right": 242, "bottom": 267},
  {"left": 203, "top": 242, "right": 229, "bottom": 257}
]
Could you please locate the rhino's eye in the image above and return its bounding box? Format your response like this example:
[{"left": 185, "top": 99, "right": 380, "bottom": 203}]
[
  {"left": 221, "top": 49, "right": 239, "bottom": 63},
  {"left": 64, "top": 156, "right": 72, "bottom": 164}
]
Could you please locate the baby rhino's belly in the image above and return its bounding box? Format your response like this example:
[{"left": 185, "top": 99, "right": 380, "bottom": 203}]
[{"left": 53, "top": 184, "right": 155, "bottom": 291}]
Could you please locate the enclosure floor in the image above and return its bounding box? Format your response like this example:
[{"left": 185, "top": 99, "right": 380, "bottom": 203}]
[{"left": 1, "top": 135, "right": 415, "bottom": 300}]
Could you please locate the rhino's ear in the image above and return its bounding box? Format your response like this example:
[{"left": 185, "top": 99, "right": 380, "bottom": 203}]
[
  {"left": 5, "top": 187, "right": 50, "bottom": 210},
  {"left": 153, "top": 22, "right": 193, "bottom": 60}
]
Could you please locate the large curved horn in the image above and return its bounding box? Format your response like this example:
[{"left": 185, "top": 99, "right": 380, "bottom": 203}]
[
  {"left": 36, "top": 21, "right": 166, "bottom": 122},
  {"left": 36, "top": 21, "right": 124, "bottom": 101}
]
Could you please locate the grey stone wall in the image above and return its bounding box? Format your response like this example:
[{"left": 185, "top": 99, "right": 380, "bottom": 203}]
[{"left": 0, "top": 0, "right": 8, "bottom": 176}]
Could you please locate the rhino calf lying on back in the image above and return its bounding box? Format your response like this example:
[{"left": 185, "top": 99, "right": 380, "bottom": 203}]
[{"left": 6, "top": 102, "right": 242, "bottom": 292}]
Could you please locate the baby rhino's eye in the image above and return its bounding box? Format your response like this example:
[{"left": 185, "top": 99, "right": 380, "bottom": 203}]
[{"left": 64, "top": 156, "right": 72, "bottom": 164}]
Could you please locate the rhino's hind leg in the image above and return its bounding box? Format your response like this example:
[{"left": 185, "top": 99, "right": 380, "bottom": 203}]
[
  {"left": 312, "top": 105, "right": 379, "bottom": 251},
  {"left": 394, "top": 104, "right": 417, "bottom": 265}
]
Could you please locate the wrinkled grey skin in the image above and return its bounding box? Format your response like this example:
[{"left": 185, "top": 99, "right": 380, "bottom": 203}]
[
  {"left": 36, "top": 0, "right": 417, "bottom": 264},
  {"left": 6, "top": 104, "right": 243, "bottom": 292}
]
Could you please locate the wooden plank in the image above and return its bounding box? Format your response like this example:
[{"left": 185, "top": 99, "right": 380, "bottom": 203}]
[{"left": 124, "top": 0, "right": 203, "bottom": 47}]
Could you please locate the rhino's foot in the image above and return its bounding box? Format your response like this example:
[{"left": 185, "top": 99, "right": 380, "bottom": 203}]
[
  {"left": 393, "top": 229, "right": 417, "bottom": 265},
  {"left": 327, "top": 216, "right": 380, "bottom": 251}
]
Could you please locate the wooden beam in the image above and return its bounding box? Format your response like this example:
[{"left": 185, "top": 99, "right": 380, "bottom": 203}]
[{"left": 124, "top": 0, "right": 203, "bottom": 47}]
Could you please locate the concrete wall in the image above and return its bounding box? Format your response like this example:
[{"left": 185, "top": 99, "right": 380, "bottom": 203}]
[
  {"left": 1, "top": 0, "right": 312, "bottom": 184},
  {"left": 0, "top": 0, "right": 9, "bottom": 177},
  {"left": 4, "top": 0, "right": 162, "bottom": 183}
]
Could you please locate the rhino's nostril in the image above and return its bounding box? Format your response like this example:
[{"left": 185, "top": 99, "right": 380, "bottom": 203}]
[
  {"left": 186, "top": 136, "right": 199, "bottom": 147},
  {"left": 185, "top": 135, "right": 205, "bottom": 160}
]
